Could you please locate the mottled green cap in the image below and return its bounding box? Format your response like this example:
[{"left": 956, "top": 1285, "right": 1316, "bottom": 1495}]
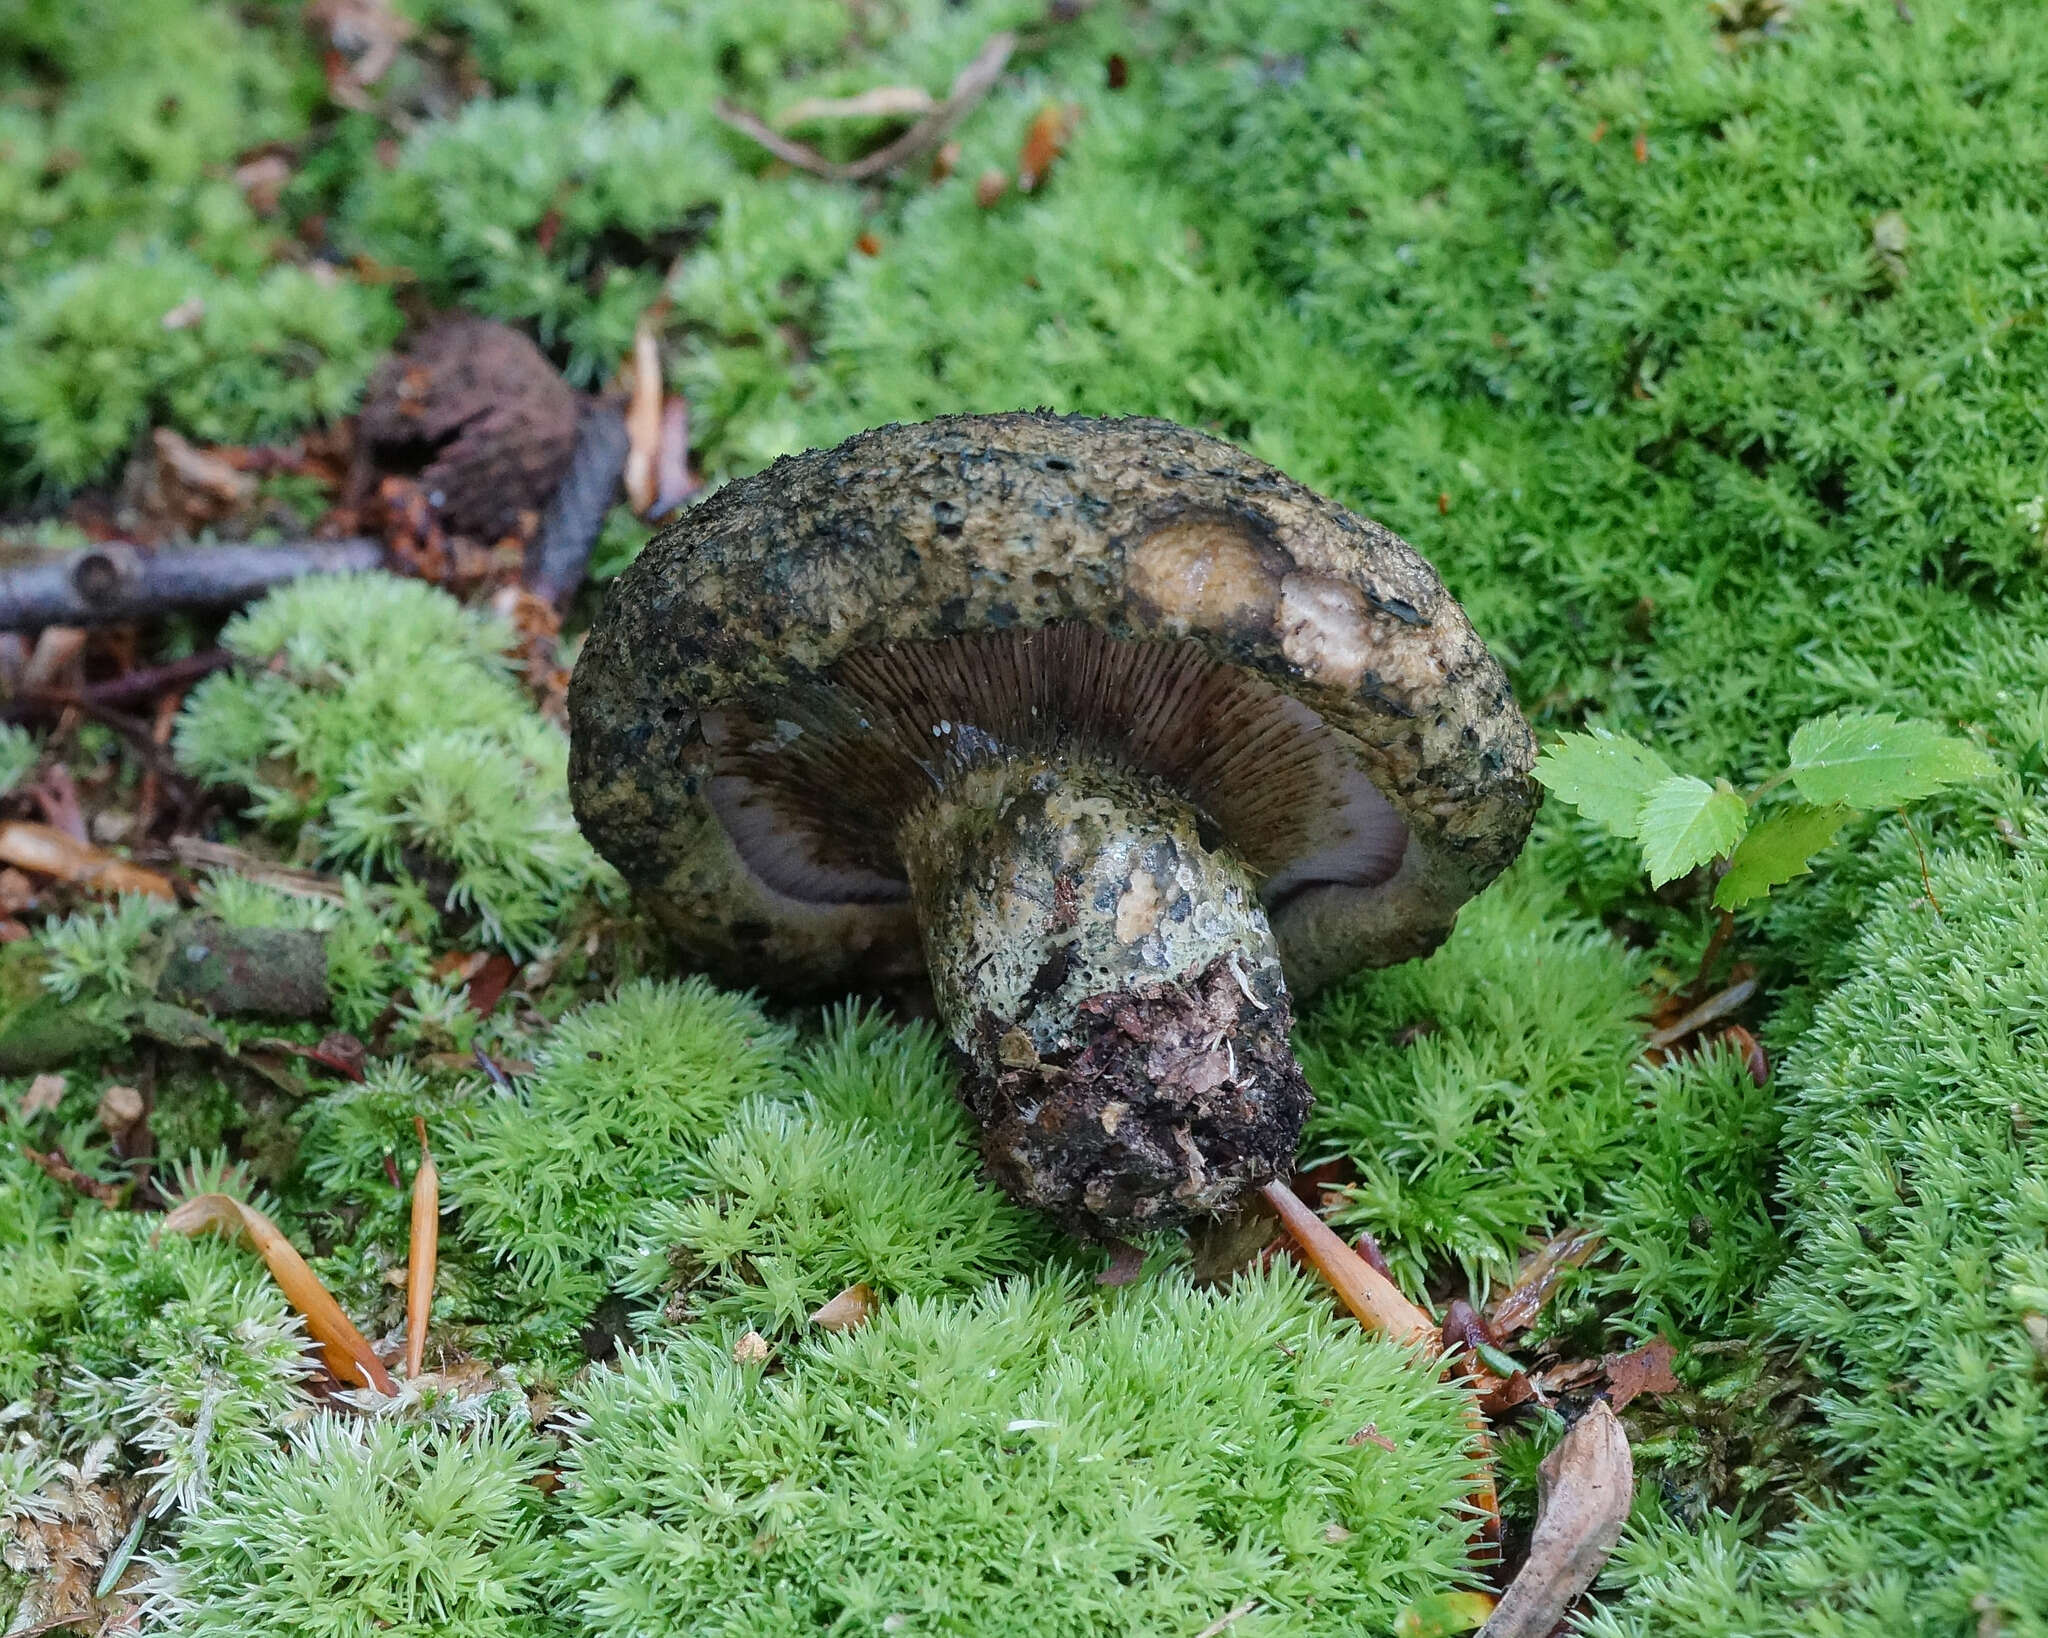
[{"left": 569, "top": 411, "right": 1537, "bottom": 998}]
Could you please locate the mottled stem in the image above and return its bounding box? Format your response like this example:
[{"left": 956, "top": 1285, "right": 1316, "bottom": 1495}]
[{"left": 898, "top": 754, "right": 1312, "bottom": 1237}]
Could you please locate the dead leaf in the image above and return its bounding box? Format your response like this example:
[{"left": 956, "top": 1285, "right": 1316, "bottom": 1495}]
[
  {"left": 651, "top": 396, "right": 702, "bottom": 519},
  {"left": 307, "top": 0, "right": 412, "bottom": 110},
  {"left": 405, "top": 1118, "right": 439, "bottom": 1379},
  {"left": 160, "top": 296, "right": 207, "bottom": 331},
  {"left": 810, "top": 1282, "right": 878, "bottom": 1332},
  {"left": 1017, "top": 102, "right": 1080, "bottom": 192},
  {"left": 1477, "top": 1401, "right": 1633, "bottom": 1638},
  {"left": 1646, "top": 977, "right": 1757, "bottom": 1050},
  {"left": 158, "top": 1193, "right": 396, "bottom": 1394},
  {"left": 1603, "top": 1337, "right": 1681, "bottom": 1410},
  {"left": 1096, "top": 1239, "right": 1145, "bottom": 1286},
  {"left": 1396, "top": 1591, "right": 1498, "bottom": 1637},
  {"left": 623, "top": 315, "right": 664, "bottom": 517},
  {"left": 233, "top": 152, "right": 294, "bottom": 216},
  {"left": 974, "top": 168, "right": 1010, "bottom": 208},
  {"left": 1488, "top": 1228, "right": 1603, "bottom": 1339},
  {"left": 1348, "top": 1422, "right": 1397, "bottom": 1452},
  {"left": 776, "top": 85, "right": 935, "bottom": 127},
  {"left": 21, "top": 1072, "right": 66, "bottom": 1119},
  {"left": 0, "top": 820, "right": 176, "bottom": 899},
  {"left": 733, "top": 1330, "right": 773, "bottom": 1366}
]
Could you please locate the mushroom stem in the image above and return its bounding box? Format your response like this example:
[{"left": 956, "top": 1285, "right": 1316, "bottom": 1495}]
[{"left": 898, "top": 753, "right": 1313, "bottom": 1237}]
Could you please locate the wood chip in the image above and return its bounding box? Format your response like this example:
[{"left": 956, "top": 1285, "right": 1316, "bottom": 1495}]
[
  {"left": 1477, "top": 1401, "right": 1633, "bottom": 1638},
  {"left": 622, "top": 315, "right": 664, "bottom": 518}
]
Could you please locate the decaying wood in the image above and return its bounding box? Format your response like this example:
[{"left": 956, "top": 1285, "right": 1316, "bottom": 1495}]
[
  {"left": 715, "top": 33, "right": 1015, "bottom": 182},
  {"left": 0, "top": 540, "right": 383, "bottom": 631},
  {"left": 1478, "top": 1401, "right": 1634, "bottom": 1638},
  {"left": 154, "top": 917, "right": 329, "bottom": 1019}
]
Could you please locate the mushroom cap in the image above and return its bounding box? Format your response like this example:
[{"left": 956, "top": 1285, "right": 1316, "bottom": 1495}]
[{"left": 569, "top": 411, "right": 1537, "bottom": 998}]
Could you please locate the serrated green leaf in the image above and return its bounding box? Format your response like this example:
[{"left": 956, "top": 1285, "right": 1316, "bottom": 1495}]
[
  {"left": 1533, "top": 729, "right": 1675, "bottom": 838},
  {"left": 1635, "top": 775, "right": 1749, "bottom": 887},
  {"left": 1786, "top": 711, "right": 1994, "bottom": 808},
  {"left": 1713, "top": 802, "right": 1853, "bottom": 910}
]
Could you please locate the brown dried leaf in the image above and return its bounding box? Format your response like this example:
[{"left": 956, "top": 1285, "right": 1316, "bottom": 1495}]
[
  {"left": 1488, "top": 1228, "right": 1603, "bottom": 1339},
  {"left": 0, "top": 820, "right": 176, "bottom": 899},
  {"left": 623, "top": 315, "right": 664, "bottom": 518},
  {"left": 405, "top": 1118, "right": 439, "bottom": 1379},
  {"left": 810, "top": 1281, "right": 878, "bottom": 1332},
  {"left": 1477, "top": 1402, "right": 1633, "bottom": 1638},
  {"left": 1095, "top": 1238, "right": 1146, "bottom": 1286},
  {"left": 651, "top": 396, "right": 702, "bottom": 519},
  {"left": 733, "top": 1330, "right": 773, "bottom": 1366},
  {"left": 1017, "top": 102, "right": 1080, "bottom": 192},
  {"left": 1603, "top": 1337, "right": 1681, "bottom": 1410},
  {"left": 974, "top": 168, "right": 1010, "bottom": 208},
  {"left": 158, "top": 1194, "right": 396, "bottom": 1394}
]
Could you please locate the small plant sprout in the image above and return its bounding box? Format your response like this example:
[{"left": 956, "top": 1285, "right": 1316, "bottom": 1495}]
[
  {"left": 1535, "top": 712, "right": 1992, "bottom": 909},
  {"left": 571, "top": 412, "right": 1537, "bottom": 1254}
]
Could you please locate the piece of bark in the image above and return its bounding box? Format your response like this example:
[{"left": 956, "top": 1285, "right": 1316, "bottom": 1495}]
[
  {"left": 150, "top": 917, "right": 329, "bottom": 1019},
  {"left": 1489, "top": 1228, "right": 1604, "bottom": 1340},
  {"left": 524, "top": 400, "right": 628, "bottom": 608},
  {"left": 0, "top": 540, "right": 384, "bottom": 631},
  {"left": 1478, "top": 1402, "right": 1633, "bottom": 1638}
]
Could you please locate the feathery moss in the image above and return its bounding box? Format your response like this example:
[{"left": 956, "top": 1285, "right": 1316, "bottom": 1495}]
[{"left": 558, "top": 1269, "right": 1478, "bottom": 1637}]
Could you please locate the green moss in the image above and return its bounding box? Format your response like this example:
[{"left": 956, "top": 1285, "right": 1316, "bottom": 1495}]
[
  {"left": 149, "top": 1412, "right": 555, "bottom": 1638},
  {"left": 1592, "top": 848, "right": 2048, "bottom": 1635},
  {"left": 176, "top": 576, "right": 601, "bottom": 956},
  {"left": 446, "top": 979, "right": 794, "bottom": 1293},
  {"left": 558, "top": 1269, "right": 1478, "bottom": 1636},
  {"left": 1297, "top": 868, "right": 1650, "bottom": 1296}
]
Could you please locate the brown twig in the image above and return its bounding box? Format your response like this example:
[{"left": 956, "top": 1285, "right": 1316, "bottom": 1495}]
[
  {"left": 714, "top": 32, "right": 1015, "bottom": 182},
  {"left": 20, "top": 1144, "right": 123, "bottom": 1205},
  {"left": 1260, "top": 1179, "right": 1435, "bottom": 1343},
  {"left": 0, "top": 540, "right": 383, "bottom": 631},
  {"left": 1645, "top": 976, "right": 1758, "bottom": 1051}
]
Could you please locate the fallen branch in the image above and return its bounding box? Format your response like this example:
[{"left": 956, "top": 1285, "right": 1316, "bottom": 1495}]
[
  {"left": 0, "top": 539, "right": 383, "bottom": 631},
  {"left": 714, "top": 32, "right": 1015, "bottom": 182},
  {"left": 3, "top": 651, "right": 233, "bottom": 723},
  {"left": 1477, "top": 1402, "right": 1633, "bottom": 1638}
]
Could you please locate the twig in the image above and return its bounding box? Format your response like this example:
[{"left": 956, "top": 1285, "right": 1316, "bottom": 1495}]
[
  {"left": 167, "top": 837, "right": 349, "bottom": 904},
  {"left": 525, "top": 402, "right": 630, "bottom": 609},
  {"left": 0, "top": 539, "right": 383, "bottom": 631},
  {"left": 715, "top": 32, "right": 1015, "bottom": 183},
  {"left": 1645, "top": 976, "right": 1757, "bottom": 1051},
  {"left": 20, "top": 1144, "right": 123, "bottom": 1205}
]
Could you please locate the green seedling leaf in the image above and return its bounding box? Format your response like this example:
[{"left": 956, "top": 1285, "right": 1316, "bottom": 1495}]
[
  {"left": 1714, "top": 802, "right": 1854, "bottom": 909},
  {"left": 1636, "top": 775, "right": 1749, "bottom": 887},
  {"left": 1787, "top": 711, "right": 1993, "bottom": 808},
  {"left": 1533, "top": 730, "right": 1675, "bottom": 838}
]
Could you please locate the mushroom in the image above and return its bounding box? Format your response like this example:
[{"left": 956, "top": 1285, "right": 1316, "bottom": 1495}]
[{"left": 569, "top": 412, "right": 1536, "bottom": 1239}]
